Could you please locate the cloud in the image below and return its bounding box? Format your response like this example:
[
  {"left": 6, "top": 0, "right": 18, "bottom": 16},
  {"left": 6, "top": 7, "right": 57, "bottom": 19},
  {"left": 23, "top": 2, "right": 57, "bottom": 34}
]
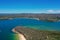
[
  {"left": 57, "top": 10, "right": 60, "bottom": 13},
  {"left": 47, "top": 10, "right": 60, "bottom": 13},
  {"left": 47, "top": 10, "right": 54, "bottom": 13}
]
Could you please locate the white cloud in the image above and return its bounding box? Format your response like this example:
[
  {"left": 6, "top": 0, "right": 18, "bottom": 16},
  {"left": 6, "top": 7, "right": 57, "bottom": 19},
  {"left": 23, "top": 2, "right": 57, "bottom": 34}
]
[
  {"left": 0, "top": 9, "right": 60, "bottom": 13},
  {"left": 57, "top": 10, "right": 60, "bottom": 13},
  {"left": 47, "top": 10, "right": 60, "bottom": 13},
  {"left": 47, "top": 10, "right": 54, "bottom": 13}
]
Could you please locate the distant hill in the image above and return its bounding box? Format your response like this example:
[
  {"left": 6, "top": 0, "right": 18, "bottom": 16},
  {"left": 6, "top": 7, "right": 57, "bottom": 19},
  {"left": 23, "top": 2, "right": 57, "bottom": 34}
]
[{"left": 0, "top": 13, "right": 60, "bottom": 22}]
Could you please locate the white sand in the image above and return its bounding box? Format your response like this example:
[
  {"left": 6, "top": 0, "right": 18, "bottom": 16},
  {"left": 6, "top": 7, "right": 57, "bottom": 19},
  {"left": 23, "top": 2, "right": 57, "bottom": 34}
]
[{"left": 12, "top": 29, "right": 26, "bottom": 40}]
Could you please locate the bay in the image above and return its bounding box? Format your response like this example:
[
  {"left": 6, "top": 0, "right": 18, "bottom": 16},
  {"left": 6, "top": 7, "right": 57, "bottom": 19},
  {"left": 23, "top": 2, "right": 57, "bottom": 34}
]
[{"left": 0, "top": 18, "right": 60, "bottom": 40}]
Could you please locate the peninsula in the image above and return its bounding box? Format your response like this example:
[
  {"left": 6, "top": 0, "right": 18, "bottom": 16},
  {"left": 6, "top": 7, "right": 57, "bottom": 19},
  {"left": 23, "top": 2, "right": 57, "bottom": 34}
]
[{"left": 12, "top": 26, "right": 60, "bottom": 40}]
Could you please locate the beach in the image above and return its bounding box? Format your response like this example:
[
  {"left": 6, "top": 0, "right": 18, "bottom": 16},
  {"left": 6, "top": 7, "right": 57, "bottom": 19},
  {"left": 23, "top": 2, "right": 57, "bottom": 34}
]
[{"left": 12, "top": 28, "right": 26, "bottom": 40}]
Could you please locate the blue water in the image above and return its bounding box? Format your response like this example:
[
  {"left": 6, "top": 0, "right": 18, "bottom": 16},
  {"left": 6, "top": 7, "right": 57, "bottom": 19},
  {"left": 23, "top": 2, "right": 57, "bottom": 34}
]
[{"left": 0, "top": 18, "right": 60, "bottom": 40}]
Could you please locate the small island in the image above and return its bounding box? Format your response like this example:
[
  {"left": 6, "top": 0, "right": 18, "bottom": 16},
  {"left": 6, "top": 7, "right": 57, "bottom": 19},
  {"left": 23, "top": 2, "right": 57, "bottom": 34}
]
[{"left": 12, "top": 26, "right": 60, "bottom": 40}]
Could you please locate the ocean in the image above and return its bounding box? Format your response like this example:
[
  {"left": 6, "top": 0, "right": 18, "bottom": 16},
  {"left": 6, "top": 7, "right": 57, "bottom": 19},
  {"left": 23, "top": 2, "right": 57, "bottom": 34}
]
[{"left": 0, "top": 18, "right": 60, "bottom": 40}]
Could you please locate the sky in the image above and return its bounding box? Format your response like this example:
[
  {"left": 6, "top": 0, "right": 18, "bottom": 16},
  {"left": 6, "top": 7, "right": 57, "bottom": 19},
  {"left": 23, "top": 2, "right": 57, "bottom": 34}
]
[{"left": 0, "top": 0, "right": 60, "bottom": 13}]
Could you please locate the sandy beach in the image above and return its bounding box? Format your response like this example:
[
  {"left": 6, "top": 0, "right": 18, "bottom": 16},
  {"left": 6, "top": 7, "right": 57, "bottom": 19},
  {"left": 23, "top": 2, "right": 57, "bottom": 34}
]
[{"left": 12, "top": 29, "right": 26, "bottom": 40}]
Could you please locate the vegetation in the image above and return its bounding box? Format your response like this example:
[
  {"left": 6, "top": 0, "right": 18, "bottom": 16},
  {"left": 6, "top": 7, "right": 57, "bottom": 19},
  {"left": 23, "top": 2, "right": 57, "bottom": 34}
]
[
  {"left": 0, "top": 14, "right": 60, "bottom": 22},
  {"left": 13, "top": 26, "right": 60, "bottom": 40}
]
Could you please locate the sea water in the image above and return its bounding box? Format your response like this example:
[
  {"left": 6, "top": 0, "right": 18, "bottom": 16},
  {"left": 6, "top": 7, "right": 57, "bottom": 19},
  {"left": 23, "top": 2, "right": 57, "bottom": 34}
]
[{"left": 0, "top": 18, "right": 60, "bottom": 40}]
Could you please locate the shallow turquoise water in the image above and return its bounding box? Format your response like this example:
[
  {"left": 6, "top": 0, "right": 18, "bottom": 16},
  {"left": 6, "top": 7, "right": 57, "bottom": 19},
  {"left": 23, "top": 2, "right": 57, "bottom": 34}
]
[{"left": 0, "top": 18, "right": 60, "bottom": 40}]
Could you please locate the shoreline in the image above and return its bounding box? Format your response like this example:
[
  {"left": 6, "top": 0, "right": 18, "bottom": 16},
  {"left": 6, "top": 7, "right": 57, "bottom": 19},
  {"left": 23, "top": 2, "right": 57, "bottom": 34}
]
[{"left": 12, "top": 28, "right": 26, "bottom": 40}]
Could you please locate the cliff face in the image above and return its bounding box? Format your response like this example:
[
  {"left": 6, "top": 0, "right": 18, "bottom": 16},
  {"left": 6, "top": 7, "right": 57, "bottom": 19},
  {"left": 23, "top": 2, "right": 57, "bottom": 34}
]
[{"left": 13, "top": 26, "right": 60, "bottom": 40}]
